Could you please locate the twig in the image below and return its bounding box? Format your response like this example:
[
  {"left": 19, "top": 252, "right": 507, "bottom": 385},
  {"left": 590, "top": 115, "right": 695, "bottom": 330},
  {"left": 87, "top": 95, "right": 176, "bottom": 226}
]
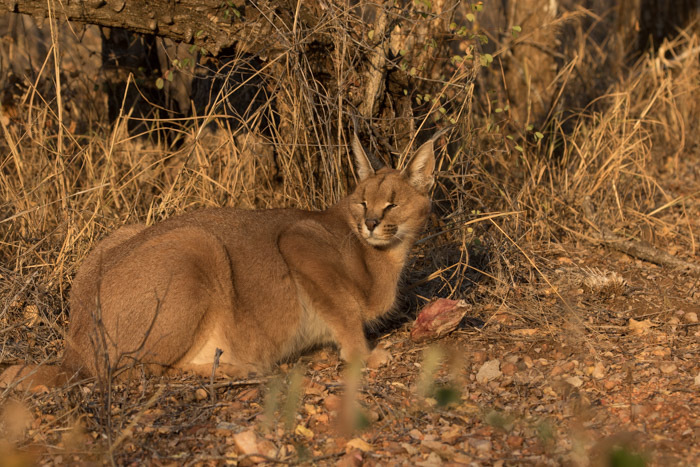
[
  {"left": 156, "top": 377, "right": 269, "bottom": 389},
  {"left": 582, "top": 198, "right": 700, "bottom": 277},
  {"left": 210, "top": 347, "right": 223, "bottom": 402},
  {"left": 109, "top": 386, "right": 165, "bottom": 455},
  {"left": 183, "top": 451, "right": 343, "bottom": 466},
  {"left": 211, "top": 377, "right": 269, "bottom": 390}
]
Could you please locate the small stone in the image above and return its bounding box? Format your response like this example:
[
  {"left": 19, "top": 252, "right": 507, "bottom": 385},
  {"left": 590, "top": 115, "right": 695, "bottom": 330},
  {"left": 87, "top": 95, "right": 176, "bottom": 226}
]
[
  {"left": 591, "top": 362, "right": 605, "bottom": 379},
  {"left": 684, "top": 312, "right": 698, "bottom": 323},
  {"left": 470, "top": 439, "right": 492, "bottom": 452},
  {"left": 233, "top": 429, "right": 262, "bottom": 461},
  {"left": 476, "top": 360, "right": 502, "bottom": 383},
  {"left": 194, "top": 388, "right": 208, "bottom": 401},
  {"left": 565, "top": 376, "right": 583, "bottom": 388}
]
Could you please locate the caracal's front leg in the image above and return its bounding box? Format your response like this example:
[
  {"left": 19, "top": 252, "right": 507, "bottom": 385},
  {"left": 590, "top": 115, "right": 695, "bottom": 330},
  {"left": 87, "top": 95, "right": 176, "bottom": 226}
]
[{"left": 279, "top": 222, "right": 373, "bottom": 363}]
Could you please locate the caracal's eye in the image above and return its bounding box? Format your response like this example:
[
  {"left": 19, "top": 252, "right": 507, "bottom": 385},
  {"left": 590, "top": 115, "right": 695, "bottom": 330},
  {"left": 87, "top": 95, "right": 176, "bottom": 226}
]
[{"left": 384, "top": 203, "right": 397, "bottom": 211}]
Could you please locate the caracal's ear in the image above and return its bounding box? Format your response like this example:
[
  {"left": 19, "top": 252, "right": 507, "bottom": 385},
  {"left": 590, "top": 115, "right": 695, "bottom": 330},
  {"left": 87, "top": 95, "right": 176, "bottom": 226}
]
[
  {"left": 402, "top": 139, "right": 436, "bottom": 193},
  {"left": 352, "top": 132, "right": 375, "bottom": 181}
]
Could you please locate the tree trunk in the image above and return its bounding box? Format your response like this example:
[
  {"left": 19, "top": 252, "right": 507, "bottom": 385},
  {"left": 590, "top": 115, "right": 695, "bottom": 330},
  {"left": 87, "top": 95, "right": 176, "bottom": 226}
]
[{"left": 637, "top": 0, "right": 700, "bottom": 52}]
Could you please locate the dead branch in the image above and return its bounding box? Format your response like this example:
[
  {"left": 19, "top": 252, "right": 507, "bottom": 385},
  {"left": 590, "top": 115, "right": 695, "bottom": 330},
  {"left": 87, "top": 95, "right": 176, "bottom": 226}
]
[
  {"left": 582, "top": 198, "right": 700, "bottom": 277},
  {"left": 2, "top": 0, "right": 289, "bottom": 56}
]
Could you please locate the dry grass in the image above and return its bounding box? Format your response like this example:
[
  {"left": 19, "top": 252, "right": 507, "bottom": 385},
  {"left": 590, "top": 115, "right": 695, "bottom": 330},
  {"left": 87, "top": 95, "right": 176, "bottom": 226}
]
[{"left": 0, "top": 1, "right": 698, "bottom": 463}]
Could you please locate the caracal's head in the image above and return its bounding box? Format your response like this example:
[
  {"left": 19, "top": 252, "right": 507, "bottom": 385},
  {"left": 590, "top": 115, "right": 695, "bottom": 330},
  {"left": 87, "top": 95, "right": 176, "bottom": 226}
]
[{"left": 347, "top": 133, "right": 436, "bottom": 249}]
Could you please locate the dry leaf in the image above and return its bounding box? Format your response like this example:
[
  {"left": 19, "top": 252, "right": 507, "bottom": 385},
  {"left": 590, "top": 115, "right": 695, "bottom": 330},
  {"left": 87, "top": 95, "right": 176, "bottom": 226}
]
[
  {"left": 23, "top": 304, "right": 40, "bottom": 327},
  {"left": 507, "top": 435, "right": 524, "bottom": 448},
  {"left": 323, "top": 395, "right": 341, "bottom": 412},
  {"left": 417, "top": 451, "right": 443, "bottom": 466},
  {"left": 628, "top": 318, "right": 656, "bottom": 335},
  {"left": 660, "top": 363, "right": 677, "bottom": 374},
  {"left": 346, "top": 437, "right": 371, "bottom": 452},
  {"left": 492, "top": 311, "right": 515, "bottom": 325},
  {"left": 422, "top": 439, "right": 453, "bottom": 457},
  {"left": 294, "top": 424, "right": 314, "bottom": 440},
  {"left": 367, "top": 347, "right": 391, "bottom": 369},
  {"left": 401, "top": 442, "right": 419, "bottom": 455},
  {"left": 237, "top": 387, "right": 259, "bottom": 401},
  {"left": 256, "top": 439, "right": 277, "bottom": 458},
  {"left": 440, "top": 424, "right": 462, "bottom": 444},
  {"left": 337, "top": 449, "right": 363, "bottom": 467},
  {"left": 501, "top": 362, "right": 517, "bottom": 376},
  {"left": 683, "top": 312, "right": 698, "bottom": 323}
]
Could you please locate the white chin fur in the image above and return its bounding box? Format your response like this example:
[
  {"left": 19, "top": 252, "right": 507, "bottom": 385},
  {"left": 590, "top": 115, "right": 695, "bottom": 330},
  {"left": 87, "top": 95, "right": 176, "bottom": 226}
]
[
  {"left": 360, "top": 225, "right": 399, "bottom": 247},
  {"left": 364, "top": 235, "right": 394, "bottom": 247}
]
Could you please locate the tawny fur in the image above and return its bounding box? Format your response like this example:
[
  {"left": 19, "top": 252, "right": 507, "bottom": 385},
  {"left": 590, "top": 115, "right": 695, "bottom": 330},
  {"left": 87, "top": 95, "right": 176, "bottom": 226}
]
[{"left": 1, "top": 133, "right": 438, "bottom": 389}]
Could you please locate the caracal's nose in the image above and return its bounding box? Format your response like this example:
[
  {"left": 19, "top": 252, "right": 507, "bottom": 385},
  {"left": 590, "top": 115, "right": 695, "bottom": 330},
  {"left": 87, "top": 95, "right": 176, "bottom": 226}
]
[{"left": 365, "top": 218, "right": 379, "bottom": 232}]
